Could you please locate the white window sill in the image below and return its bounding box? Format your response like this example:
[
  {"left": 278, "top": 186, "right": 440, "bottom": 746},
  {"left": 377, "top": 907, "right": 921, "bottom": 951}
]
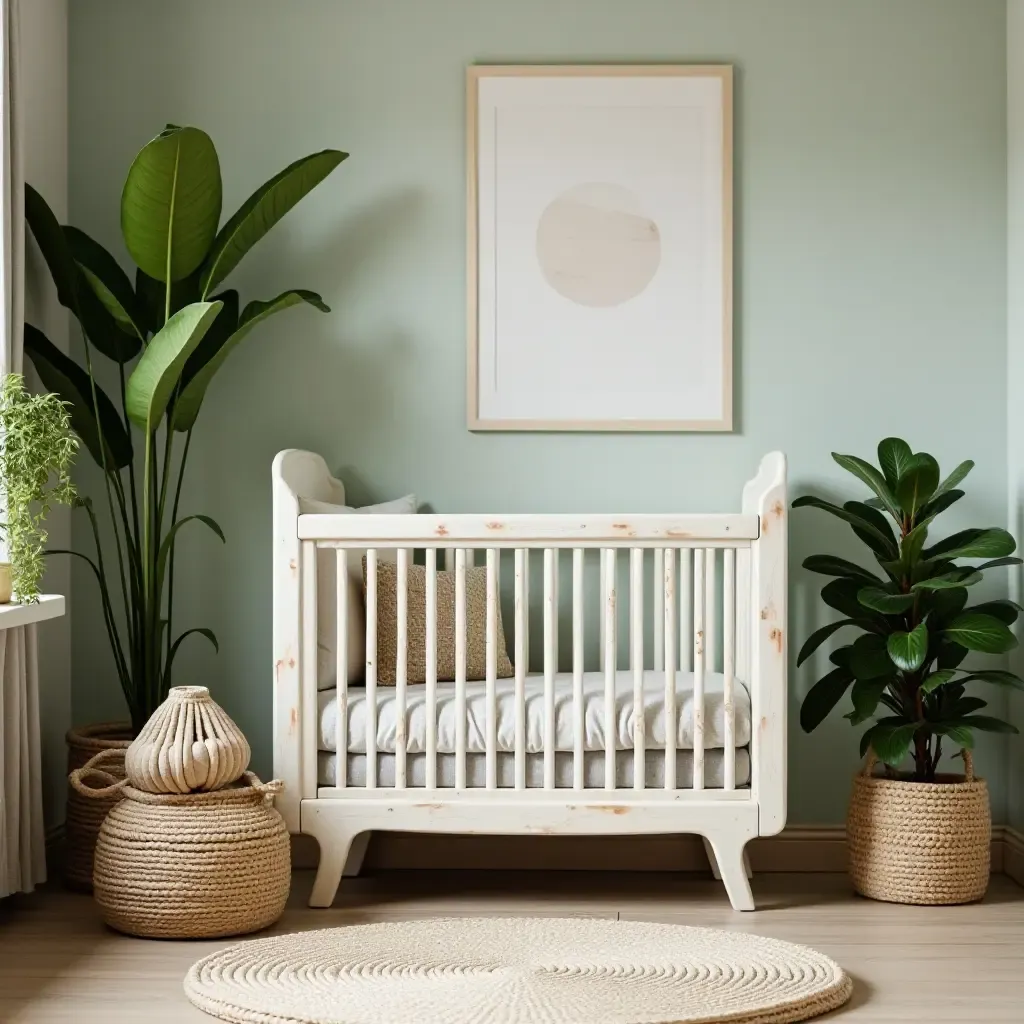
[{"left": 0, "top": 594, "right": 65, "bottom": 629}]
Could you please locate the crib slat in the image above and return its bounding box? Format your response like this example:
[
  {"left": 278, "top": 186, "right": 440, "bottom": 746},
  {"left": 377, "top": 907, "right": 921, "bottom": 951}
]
[
  {"left": 425, "top": 549, "right": 438, "bottom": 790},
  {"left": 365, "top": 548, "right": 378, "bottom": 790},
  {"left": 514, "top": 548, "right": 527, "bottom": 790},
  {"left": 603, "top": 547, "right": 617, "bottom": 790},
  {"left": 543, "top": 548, "right": 556, "bottom": 790},
  {"left": 705, "top": 547, "right": 717, "bottom": 673},
  {"left": 486, "top": 548, "right": 498, "bottom": 790},
  {"left": 735, "top": 547, "right": 751, "bottom": 685},
  {"left": 724, "top": 547, "right": 737, "bottom": 791},
  {"left": 523, "top": 549, "right": 531, "bottom": 674},
  {"left": 335, "top": 549, "right": 348, "bottom": 789},
  {"left": 455, "top": 548, "right": 468, "bottom": 789},
  {"left": 395, "top": 549, "right": 409, "bottom": 789},
  {"left": 679, "top": 548, "right": 693, "bottom": 673},
  {"left": 572, "top": 548, "right": 585, "bottom": 791},
  {"left": 599, "top": 549, "right": 607, "bottom": 673},
  {"left": 300, "top": 542, "right": 318, "bottom": 800},
  {"left": 653, "top": 549, "right": 664, "bottom": 672},
  {"left": 693, "top": 548, "right": 706, "bottom": 791},
  {"left": 552, "top": 548, "right": 560, "bottom": 674},
  {"left": 631, "top": 548, "right": 645, "bottom": 791},
  {"left": 662, "top": 548, "right": 678, "bottom": 790}
]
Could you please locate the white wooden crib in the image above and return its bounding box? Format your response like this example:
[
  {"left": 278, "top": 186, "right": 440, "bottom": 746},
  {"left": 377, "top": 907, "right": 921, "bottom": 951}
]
[{"left": 273, "top": 450, "right": 787, "bottom": 911}]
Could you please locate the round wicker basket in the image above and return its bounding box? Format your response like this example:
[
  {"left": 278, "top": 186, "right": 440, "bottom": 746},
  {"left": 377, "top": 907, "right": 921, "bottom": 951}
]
[
  {"left": 847, "top": 749, "right": 990, "bottom": 905},
  {"left": 69, "top": 752, "right": 291, "bottom": 939},
  {"left": 64, "top": 723, "right": 132, "bottom": 890}
]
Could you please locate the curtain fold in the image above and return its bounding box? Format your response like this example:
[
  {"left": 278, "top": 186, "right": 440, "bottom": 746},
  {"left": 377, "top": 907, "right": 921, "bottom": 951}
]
[{"left": 0, "top": 0, "right": 46, "bottom": 899}]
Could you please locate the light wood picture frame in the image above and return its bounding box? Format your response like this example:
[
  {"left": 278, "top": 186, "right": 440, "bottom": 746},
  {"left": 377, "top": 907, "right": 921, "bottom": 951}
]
[{"left": 467, "top": 65, "right": 733, "bottom": 432}]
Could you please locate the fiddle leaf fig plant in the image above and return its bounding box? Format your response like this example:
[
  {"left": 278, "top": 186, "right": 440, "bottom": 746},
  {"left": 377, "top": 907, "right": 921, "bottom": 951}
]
[
  {"left": 794, "top": 438, "right": 1021, "bottom": 782},
  {"left": 25, "top": 125, "right": 346, "bottom": 731},
  {"left": 0, "top": 374, "right": 78, "bottom": 602}
]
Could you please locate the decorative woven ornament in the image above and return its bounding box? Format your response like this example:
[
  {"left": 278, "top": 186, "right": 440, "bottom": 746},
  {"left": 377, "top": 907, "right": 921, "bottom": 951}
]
[{"left": 125, "top": 686, "right": 250, "bottom": 794}]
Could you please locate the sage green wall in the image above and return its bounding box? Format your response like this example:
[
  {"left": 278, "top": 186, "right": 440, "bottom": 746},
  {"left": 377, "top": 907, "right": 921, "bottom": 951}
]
[{"left": 68, "top": 0, "right": 1008, "bottom": 824}]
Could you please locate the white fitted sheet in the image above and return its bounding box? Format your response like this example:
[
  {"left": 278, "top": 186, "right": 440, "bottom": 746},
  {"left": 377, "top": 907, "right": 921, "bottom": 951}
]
[
  {"left": 317, "top": 670, "right": 751, "bottom": 755},
  {"left": 317, "top": 749, "right": 751, "bottom": 790}
]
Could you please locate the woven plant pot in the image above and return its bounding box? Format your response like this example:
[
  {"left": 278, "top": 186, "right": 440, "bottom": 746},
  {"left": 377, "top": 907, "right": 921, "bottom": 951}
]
[
  {"left": 847, "top": 749, "right": 990, "bottom": 905},
  {"left": 69, "top": 753, "right": 290, "bottom": 939},
  {"left": 64, "top": 722, "right": 132, "bottom": 890}
]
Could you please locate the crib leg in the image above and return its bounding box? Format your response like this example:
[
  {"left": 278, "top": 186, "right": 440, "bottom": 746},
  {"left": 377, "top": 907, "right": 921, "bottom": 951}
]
[
  {"left": 702, "top": 836, "right": 753, "bottom": 881},
  {"left": 704, "top": 832, "right": 756, "bottom": 912},
  {"left": 343, "top": 831, "right": 371, "bottom": 878}
]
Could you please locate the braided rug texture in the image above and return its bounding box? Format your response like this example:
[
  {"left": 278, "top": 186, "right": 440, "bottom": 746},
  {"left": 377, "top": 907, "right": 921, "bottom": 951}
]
[{"left": 184, "top": 917, "right": 853, "bottom": 1024}]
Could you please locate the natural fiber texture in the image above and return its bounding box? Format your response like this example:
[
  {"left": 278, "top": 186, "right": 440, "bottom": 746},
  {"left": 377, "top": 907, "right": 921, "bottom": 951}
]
[
  {"left": 64, "top": 723, "right": 131, "bottom": 890},
  {"left": 184, "top": 918, "right": 853, "bottom": 1024},
  {"left": 847, "top": 750, "right": 990, "bottom": 905},
  {"left": 69, "top": 763, "right": 289, "bottom": 939},
  {"left": 125, "top": 686, "right": 250, "bottom": 794},
  {"left": 367, "top": 557, "right": 514, "bottom": 685}
]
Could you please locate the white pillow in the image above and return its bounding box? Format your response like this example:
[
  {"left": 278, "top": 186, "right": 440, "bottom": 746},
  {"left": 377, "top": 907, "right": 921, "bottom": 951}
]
[{"left": 301, "top": 494, "right": 418, "bottom": 690}]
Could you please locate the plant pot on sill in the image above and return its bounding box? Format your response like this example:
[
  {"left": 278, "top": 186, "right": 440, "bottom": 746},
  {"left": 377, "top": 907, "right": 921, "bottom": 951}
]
[
  {"left": 64, "top": 722, "right": 132, "bottom": 890},
  {"left": 847, "top": 749, "right": 990, "bottom": 906}
]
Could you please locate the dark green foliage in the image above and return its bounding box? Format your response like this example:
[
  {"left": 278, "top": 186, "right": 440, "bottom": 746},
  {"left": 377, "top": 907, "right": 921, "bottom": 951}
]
[{"left": 795, "top": 440, "right": 1021, "bottom": 781}]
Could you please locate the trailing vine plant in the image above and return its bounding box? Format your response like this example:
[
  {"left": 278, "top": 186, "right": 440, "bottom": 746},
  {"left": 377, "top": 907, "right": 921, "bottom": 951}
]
[
  {"left": 0, "top": 374, "right": 78, "bottom": 602},
  {"left": 794, "top": 439, "right": 1021, "bottom": 782}
]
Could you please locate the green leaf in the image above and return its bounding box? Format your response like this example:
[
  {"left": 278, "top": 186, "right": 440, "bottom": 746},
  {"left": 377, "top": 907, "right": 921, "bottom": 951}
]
[
  {"left": 821, "top": 578, "right": 883, "bottom": 621},
  {"left": 976, "top": 556, "right": 1024, "bottom": 571},
  {"left": 802, "top": 555, "right": 880, "bottom": 583},
  {"left": 932, "top": 723, "right": 975, "bottom": 748},
  {"left": 957, "top": 670, "right": 1024, "bottom": 691},
  {"left": 857, "top": 587, "right": 914, "bottom": 614},
  {"left": 847, "top": 677, "right": 891, "bottom": 725},
  {"left": 792, "top": 495, "right": 896, "bottom": 554},
  {"left": 64, "top": 226, "right": 146, "bottom": 340},
  {"left": 898, "top": 517, "right": 932, "bottom": 571},
  {"left": 829, "top": 646, "right": 853, "bottom": 668},
  {"left": 920, "top": 489, "right": 964, "bottom": 520},
  {"left": 895, "top": 453, "right": 940, "bottom": 519},
  {"left": 933, "top": 459, "right": 974, "bottom": 499},
  {"left": 831, "top": 453, "right": 900, "bottom": 518},
  {"left": 121, "top": 126, "right": 222, "bottom": 282},
  {"left": 135, "top": 267, "right": 201, "bottom": 333},
  {"left": 200, "top": 149, "right": 346, "bottom": 296},
  {"left": 920, "top": 669, "right": 957, "bottom": 694},
  {"left": 957, "top": 715, "right": 1019, "bottom": 735},
  {"left": 23, "top": 323, "right": 133, "bottom": 469},
  {"left": 877, "top": 437, "right": 914, "bottom": 488},
  {"left": 870, "top": 721, "right": 919, "bottom": 766},
  {"left": 124, "top": 301, "right": 223, "bottom": 431},
  {"left": 887, "top": 620, "right": 929, "bottom": 672},
  {"left": 925, "top": 585, "right": 970, "bottom": 623},
  {"left": 177, "top": 289, "right": 239, "bottom": 391},
  {"left": 912, "top": 569, "right": 983, "bottom": 591},
  {"left": 796, "top": 619, "right": 858, "bottom": 667},
  {"left": 943, "top": 612, "right": 1018, "bottom": 654},
  {"left": 800, "top": 667, "right": 854, "bottom": 732},
  {"left": 155, "top": 514, "right": 225, "bottom": 587},
  {"left": 172, "top": 289, "right": 329, "bottom": 431},
  {"left": 965, "top": 599, "right": 1023, "bottom": 625},
  {"left": 936, "top": 641, "right": 969, "bottom": 670},
  {"left": 924, "top": 528, "right": 1017, "bottom": 561},
  {"left": 849, "top": 633, "right": 896, "bottom": 680},
  {"left": 165, "top": 627, "right": 219, "bottom": 677}
]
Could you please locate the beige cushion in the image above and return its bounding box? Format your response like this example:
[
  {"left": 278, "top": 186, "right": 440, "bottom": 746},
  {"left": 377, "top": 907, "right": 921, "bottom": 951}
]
[
  {"left": 366, "top": 557, "right": 514, "bottom": 685},
  {"left": 301, "top": 494, "right": 417, "bottom": 689}
]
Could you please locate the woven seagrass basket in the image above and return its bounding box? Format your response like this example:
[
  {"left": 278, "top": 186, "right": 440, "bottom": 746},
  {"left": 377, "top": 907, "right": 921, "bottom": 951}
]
[
  {"left": 64, "top": 723, "right": 132, "bottom": 890},
  {"left": 69, "top": 750, "right": 290, "bottom": 939},
  {"left": 847, "top": 749, "right": 990, "bottom": 906}
]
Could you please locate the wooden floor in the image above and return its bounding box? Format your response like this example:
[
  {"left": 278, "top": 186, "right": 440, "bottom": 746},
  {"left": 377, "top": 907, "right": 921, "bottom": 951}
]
[{"left": 1, "top": 870, "right": 1022, "bottom": 1022}]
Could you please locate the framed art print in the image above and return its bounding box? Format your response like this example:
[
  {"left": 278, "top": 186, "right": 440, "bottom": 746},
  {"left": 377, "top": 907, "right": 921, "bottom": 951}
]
[{"left": 467, "top": 65, "right": 733, "bottom": 432}]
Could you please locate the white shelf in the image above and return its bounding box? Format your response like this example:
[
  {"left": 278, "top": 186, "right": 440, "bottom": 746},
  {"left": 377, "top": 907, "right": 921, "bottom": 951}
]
[{"left": 0, "top": 594, "right": 65, "bottom": 629}]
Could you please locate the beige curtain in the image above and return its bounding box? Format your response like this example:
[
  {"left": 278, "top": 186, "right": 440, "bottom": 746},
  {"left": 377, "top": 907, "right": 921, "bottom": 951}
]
[{"left": 0, "top": 0, "right": 46, "bottom": 899}]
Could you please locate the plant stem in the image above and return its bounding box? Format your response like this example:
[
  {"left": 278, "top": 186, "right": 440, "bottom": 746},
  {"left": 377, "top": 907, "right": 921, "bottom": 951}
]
[{"left": 164, "top": 428, "right": 192, "bottom": 682}]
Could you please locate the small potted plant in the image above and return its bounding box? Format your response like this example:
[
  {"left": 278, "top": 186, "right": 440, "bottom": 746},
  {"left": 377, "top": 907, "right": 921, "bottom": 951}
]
[
  {"left": 0, "top": 373, "right": 78, "bottom": 603},
  {"left": 794, "top": 438, "right": 1019, "bottom": 905}
]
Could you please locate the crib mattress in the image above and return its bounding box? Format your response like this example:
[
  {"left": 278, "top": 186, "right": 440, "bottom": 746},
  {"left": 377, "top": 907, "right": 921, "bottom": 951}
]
[
  {"left": 317, "top": 749, "right": 751, "bottom": 789},
  {"left": 317, "top": 669, "right": 751, "bottom": 755}
]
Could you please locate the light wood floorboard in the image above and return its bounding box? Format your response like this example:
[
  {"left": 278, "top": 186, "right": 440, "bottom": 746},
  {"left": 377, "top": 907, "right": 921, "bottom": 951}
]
[{"left": 0, "top": 871, "right": 1021, "bottom": 1022}]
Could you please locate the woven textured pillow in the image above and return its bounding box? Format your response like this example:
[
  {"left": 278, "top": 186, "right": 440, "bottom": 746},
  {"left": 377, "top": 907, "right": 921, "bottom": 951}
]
[{"left": 366, "top": 558, "right": 514, "bottom": 685}]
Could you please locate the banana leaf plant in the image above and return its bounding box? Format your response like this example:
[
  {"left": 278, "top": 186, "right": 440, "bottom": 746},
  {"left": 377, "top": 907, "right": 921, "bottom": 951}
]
[
  {"left": 794, "top": 439, "right": 1021, "bottom": 782},
  {"left": 26, "top": 125, "right": 346, "bottom": 732}
]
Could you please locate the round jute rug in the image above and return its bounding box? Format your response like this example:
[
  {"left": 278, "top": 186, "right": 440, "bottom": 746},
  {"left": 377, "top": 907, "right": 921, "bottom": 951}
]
[{"left": 184, "top": 917, "right": 854, "bottom": 1024}]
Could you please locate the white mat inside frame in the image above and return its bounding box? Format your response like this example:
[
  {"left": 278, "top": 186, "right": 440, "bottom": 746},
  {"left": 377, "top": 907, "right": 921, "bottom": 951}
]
[{"left": 185, "top": 917, "right": 854, "bottom": 1024}]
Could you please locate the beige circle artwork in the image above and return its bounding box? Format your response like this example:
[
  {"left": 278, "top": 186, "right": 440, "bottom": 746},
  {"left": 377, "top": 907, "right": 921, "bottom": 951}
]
[
  {"left": 536, "top": 182, "right": 662, "bottom": 307},
  {"left": 184, "top": 917, "right": 854, "bottom": 1024}
]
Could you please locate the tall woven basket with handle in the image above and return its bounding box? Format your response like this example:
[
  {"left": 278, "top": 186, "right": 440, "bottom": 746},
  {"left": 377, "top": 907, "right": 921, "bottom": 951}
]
[
  {"left": 69, "top": 751, "right": 290, "bottom": 939},
  {"left": 847, "top": 749, "right": 990, "bottom": 905}
]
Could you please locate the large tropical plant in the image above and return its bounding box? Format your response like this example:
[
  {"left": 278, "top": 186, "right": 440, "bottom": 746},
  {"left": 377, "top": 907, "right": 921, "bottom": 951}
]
[
  {"left": 795, "top": 439, "right": 1021, "bottom": 782},
  {"left": 26, "top": 125, "right": 346, "bottom": 732}
]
